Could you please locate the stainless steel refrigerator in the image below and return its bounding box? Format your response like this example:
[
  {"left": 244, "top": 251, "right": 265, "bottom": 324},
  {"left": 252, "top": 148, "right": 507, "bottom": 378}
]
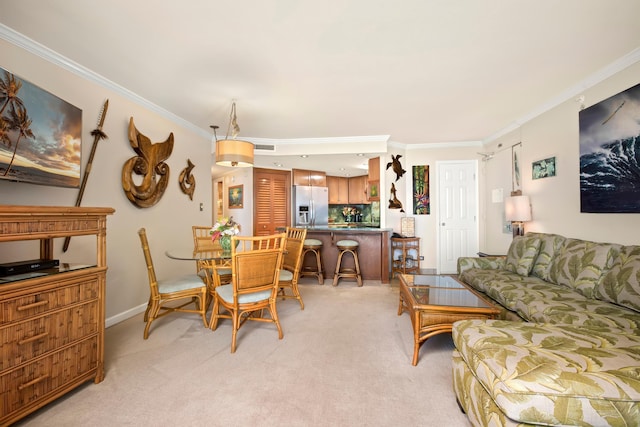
[{"left": 293, "top": 186, "right": 329, "bottom": 227}]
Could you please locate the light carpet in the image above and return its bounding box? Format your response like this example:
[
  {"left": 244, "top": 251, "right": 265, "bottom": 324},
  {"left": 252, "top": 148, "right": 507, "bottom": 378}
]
[{"left": 15, "top": 278, "right": 471, "bottom": 427}]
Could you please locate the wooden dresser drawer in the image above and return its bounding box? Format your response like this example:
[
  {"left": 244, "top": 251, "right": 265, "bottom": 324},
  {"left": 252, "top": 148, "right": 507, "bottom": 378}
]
[
  {"left": 0, "top": 336, "right": 98, "bottom": 423},
  {"left": 0, "top": 278, "right": 99, "bottom": 323},
  {"left": 0, "top": 300, "right": 98, "bottom": 371}
]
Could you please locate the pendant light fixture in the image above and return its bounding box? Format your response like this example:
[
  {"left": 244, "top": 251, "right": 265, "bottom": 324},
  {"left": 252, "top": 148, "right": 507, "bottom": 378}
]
[{"left": 212, "top": 101, "right": 254, "bottom": 167}]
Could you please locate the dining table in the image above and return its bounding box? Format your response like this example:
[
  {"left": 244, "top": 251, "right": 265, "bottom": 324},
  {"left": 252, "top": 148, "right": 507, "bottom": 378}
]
[{"left": 165, "top": 249, "right": 232, "bottom": 289}]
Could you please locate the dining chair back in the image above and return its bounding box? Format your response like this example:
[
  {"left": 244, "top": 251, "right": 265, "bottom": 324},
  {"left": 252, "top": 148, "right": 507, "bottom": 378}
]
[
  {"left": 278, "top": 227, "right": 308, "bottom": 309},
  {"left": 209, "top": 233, "right": 286, "bottom": 353},
  {"left": 192, "top": 225, "right": 220, "bottom": 251},
  {"left": 192, "top": 225, "right": 231, "bottom": 306},
  {"left": 138, "top": 228, "right": 208, "bottom": 339}
]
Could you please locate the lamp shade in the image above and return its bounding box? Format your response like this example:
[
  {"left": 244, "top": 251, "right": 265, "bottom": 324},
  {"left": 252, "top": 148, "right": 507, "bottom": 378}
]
[
  {"left": 504, "top": 195, "right": 531, "bottom": 222},
  {"left": 215, "top": 139, "right": 254, "bottom": 167}
]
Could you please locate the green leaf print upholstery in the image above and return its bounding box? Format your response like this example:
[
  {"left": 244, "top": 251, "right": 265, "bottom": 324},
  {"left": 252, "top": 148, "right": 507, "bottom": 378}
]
[
  {"left": 453, "top": 233, "right": 640, "bottom": 427},
  {"left": 597, "top": 245, "right": 640, "bottom": 313},
  {"left": 504, "top": 235, "right": 541, "bottom": 276},
  {"left": 453, "top": 319, "right": 640, "bottom": 426}
]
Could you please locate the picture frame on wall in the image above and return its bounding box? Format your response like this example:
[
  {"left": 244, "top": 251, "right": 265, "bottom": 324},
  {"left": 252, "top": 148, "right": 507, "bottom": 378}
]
[
  {"left": 0, "top": 67, "right": 82, "bottom": 188},
  {"left": 579, "top": 82, "right": 640, "bottom": 213},
  {"left": 532, "top": 156, "right": 556, "bottom": 180},
  {"left": 512, "top": 143, "right": 522, "bottom": 192},
  {"left": 228, "top": 184, "right": 243, "bottom": 209}
]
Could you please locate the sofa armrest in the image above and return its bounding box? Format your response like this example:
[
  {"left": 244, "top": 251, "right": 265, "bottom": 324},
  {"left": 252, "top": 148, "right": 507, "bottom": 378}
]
[{"left": 457, "top": 256, "right": 505, "bottom": 274}]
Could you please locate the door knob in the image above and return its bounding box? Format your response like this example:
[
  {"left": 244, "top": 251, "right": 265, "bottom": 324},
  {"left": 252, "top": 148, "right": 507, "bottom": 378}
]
[{"left": 441, "top": 223, "right": 445, "bottom": 226}]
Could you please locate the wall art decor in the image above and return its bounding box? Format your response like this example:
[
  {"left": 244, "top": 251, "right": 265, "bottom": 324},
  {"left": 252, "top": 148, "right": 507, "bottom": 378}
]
[
  {"left": 122, "top": 117, "right": 174, "bottom": 208},
  {"left": 532, "top": 156, "right": 556, "bottom": 180},
  {"left": 579, "top": 82, "right": 640, "bottom": 213},
  {"left": 63, "top": 99, "right": 109, "bottom": 252},
  {"left": 412, "top": 165, "right": 430, "bottom": 214},
  {"left": 511, "top": 143, "right": 522, "bottom": 192},
  {"left": 0, "top": 67, "right": 82, "bottom": 187},
  {"left": 388, "top": 182, "right": 404, "bottom": 212},
  {"left": 386, "top": 154, "right": 406, "bottom": 182},
  {"left": 228, "top": 184, "right": 243, "bottom": 208},
  {"left": 178, "top": 158, "right": 196, "bottom": 200}
]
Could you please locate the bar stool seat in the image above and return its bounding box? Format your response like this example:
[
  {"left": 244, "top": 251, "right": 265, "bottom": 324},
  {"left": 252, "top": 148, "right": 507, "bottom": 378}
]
[
  {"left": 333, "top": 239, "right": 362, "bottom": 287},
  {"left": 300, "top": 238, "right": 324, "bottom": 285}
]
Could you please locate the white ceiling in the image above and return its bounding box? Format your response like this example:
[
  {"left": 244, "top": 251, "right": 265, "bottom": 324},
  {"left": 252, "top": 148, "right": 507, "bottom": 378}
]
[{"left": 2, "top": 0, "right": 639, "bottom": 177}]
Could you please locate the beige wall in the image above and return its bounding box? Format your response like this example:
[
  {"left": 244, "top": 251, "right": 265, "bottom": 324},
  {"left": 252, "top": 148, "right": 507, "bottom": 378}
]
[
  {"left": 0, "top": 39, "right": 214, "bottom": 325},
  {"left": 482, "top": 61, "right": 640, "bottom": 253}
]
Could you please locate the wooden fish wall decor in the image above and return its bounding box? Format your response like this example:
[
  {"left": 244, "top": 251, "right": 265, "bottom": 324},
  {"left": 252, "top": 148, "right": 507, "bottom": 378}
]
[
  {"left": 122, "top": 117, "right": 174, "bottom": 208},
  {"left": 386, "top": 154, "right": 406, "bottom": 182},
  {"left": 388, "top": 182, "right": 405, "bottom": 213},
  {"left": 179, "top": 159, "right": 196, "bottom": 200}
]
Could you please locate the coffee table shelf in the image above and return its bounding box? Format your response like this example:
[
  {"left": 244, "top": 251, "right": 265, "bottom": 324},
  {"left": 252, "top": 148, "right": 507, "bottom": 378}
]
[{"left": 397, "top": 273, "right": 500, "bottom": 366}]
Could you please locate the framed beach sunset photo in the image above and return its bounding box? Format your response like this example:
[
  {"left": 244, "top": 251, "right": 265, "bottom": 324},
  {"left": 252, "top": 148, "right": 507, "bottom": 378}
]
[{"left": 0, "top": 67, "right": 82, "bottom": 188}]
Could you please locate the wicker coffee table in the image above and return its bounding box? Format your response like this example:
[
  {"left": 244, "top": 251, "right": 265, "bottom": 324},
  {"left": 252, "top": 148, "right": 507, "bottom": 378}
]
[{"left": 397, "top": 274, "right": 500, "bottom": 366}]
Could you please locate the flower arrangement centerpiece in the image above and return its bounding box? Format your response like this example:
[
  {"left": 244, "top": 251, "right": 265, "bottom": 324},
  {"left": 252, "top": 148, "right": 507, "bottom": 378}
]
[
  {"left": 210, "top": 216, "right": 240, "bottom": 251},
  {"left": 342, "top": 206, "right": 357, "bottom": 222}
]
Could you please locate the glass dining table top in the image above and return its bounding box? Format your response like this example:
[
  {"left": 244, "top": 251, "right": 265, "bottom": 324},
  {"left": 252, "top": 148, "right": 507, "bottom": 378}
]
[{"left": 164, "top": 249, "right": 231, "bottom": 261}]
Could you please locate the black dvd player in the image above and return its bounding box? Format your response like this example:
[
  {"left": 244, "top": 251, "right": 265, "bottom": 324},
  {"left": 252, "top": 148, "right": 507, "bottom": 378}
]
[{"left": 0, "top": 259, "right": 60, "bottom": 276}]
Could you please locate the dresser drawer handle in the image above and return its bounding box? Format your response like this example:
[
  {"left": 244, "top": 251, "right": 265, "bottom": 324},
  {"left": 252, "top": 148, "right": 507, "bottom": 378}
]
[
  {"left": 18, "top": 374, "right": 50, "bottom": 391},
  {"left": 18, "top": 332, "right": 49, "bottom": 345},
  {"left": 16, "top": 300, "right": 50, "bottom": 311}
]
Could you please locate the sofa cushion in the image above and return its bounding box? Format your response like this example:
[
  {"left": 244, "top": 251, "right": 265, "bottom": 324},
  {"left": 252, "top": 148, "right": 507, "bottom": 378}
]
[
  {"left": 453, "top": 319, "right": 640, "bottom": 426},
  {"left": 597, "top": 245, "right": 640, "bottom": 313},
  {"left": 504, "top": 235, "right": 541, "bottom": 276},
  {"left": 549, "top": 238, "right": 622, "bottom": 298},
  {"left": 527, "top": 232, "right": 566, "bottom": 282}
]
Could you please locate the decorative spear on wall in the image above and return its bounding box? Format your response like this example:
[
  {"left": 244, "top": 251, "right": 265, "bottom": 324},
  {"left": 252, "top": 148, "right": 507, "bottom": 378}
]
[{"left": 63, "top": 99, "right": 109, "bottom": 252}]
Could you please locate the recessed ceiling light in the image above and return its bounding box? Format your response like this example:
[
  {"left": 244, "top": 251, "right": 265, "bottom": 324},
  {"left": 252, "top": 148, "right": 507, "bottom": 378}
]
[
  {"left": 356, "top": 153, "right": 364, "bottom": 157},
  {"left": 300, "top": 155, "right": 308, "bottom": 158},
  {"left": 339, "top": 167, "right": 345, "bottom": 171}
]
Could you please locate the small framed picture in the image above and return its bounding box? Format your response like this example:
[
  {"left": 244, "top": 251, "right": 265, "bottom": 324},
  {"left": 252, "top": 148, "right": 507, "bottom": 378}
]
[
  {"left": 532, "top": 157, "right": 556, "bottom": 180},
  {"left": 228, "top": 185, "right": 243, "bottom": 209}
]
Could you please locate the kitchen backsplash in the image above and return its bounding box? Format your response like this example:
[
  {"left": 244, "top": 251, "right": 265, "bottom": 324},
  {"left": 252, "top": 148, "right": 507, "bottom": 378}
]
[{"left": 328, "top": 201, "right": 380, "bottom": 225}]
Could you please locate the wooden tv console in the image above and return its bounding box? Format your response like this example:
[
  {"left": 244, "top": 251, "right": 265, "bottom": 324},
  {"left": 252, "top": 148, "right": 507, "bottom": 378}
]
[{"left": 0, "top": 205, "right": 114, "bottom": 425}]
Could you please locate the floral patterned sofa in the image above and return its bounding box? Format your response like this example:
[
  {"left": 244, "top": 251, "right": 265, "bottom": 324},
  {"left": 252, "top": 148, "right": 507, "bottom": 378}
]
[{"left": 452, "top": 232, "right": 640, "bottom": 426}]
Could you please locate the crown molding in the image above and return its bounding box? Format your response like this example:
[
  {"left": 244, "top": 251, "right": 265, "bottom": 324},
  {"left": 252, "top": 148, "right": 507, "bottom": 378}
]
[
  {"left": 484, "top": 47, "right": 640, "bottom": 144},
  {"left": 0, "top": 24, "right": 212, "bottom": 140},
  {"left": 3, "top": 24, "right": 638, "bottom": 150}
]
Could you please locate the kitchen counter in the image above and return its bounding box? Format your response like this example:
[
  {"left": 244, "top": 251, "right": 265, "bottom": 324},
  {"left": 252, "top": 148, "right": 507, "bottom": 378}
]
[{"left": 302, "top": 228, "right": 391, "bottom": 283}]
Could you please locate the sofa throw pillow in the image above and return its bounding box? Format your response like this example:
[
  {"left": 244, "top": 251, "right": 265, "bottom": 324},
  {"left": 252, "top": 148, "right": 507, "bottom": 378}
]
[
  {"left": 504, "top": 236, "right": 541, "bottom": 276},
  {"left": 550, "top": 239, "right": 622, "bottom": 298},
  {"left": 597, "top": 245, "right": 640, "bottom": 313},
  {"left": 527, "top": 232, "right": 566, "bottom": 282}
]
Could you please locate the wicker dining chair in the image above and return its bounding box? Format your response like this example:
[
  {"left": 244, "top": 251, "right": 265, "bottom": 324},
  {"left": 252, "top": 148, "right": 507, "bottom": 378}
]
[
  {"left": 138, "top": 228, "right": 208, "bottom": 339},
  {"left": 209, "top": 233, "right": 286, "bottom": 353},
  {"left": 192, "top": 225, "right": 232, "bottom": 303},
  {"left": 278, "top": 227, "right": 308, "bottom": 309}
]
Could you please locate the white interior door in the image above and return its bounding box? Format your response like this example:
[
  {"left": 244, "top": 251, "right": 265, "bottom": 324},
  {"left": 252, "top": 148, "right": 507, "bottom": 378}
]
[{"left": 437, "top": 161, "right": 479, "bottom": 273}]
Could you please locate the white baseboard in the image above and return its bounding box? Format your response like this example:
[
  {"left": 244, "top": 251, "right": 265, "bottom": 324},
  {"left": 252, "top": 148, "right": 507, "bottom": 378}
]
[{"left": 106, "top": 303, "right": 147, "bottom": 328}]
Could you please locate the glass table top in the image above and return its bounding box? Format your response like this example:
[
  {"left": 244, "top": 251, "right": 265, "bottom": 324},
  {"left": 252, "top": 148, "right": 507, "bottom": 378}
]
[{"left": 399, "top": 274, "right": 496, "bottom": 309}]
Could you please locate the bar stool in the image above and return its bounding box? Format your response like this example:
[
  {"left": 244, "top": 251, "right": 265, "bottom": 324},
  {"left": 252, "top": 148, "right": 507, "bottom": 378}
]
[
  {"left": 300, "top": 238, "right": 324, "bottom": 285},
  {"left": 333, "top": 239, "right": 362, "bottom": 287}
]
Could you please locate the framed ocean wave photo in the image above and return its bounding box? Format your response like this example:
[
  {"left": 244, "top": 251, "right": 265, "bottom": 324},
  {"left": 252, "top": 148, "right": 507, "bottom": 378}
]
[
  {"left": 0, "top": 67, "right": 82, "bottom": 188},
  {"left": 579, "top": 82, "right": 640, "bottom": 213}
]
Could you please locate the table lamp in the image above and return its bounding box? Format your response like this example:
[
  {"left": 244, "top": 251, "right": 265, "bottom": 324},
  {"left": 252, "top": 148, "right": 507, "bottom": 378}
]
[{"left": 505, "top": 195, "right": 531, "bottom": 237}]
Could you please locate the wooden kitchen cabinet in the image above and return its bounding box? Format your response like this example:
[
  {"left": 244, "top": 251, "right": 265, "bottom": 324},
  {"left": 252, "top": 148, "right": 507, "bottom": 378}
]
[
  {"left": 348, "top": 175, "right": 369, "bottom": 204},
  {"left": 0, "top": 205, "right": 114, "bottom": 426},
  {"left": 368, "top": 157, "right": 380, "bottom": 181},
  {"left": 327, "top": 176, "right": 349, "bottom": 204},
  {"left": 292, "top": 168, "right": 326, "bottom": 187}
]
